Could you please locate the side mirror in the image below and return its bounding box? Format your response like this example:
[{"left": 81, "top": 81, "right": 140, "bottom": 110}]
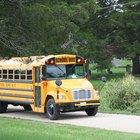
[
  {"left": 86, "top": 69, "right": 91, "bottom": 79},
  {"left": 88, "top": 69, "right": 91, "bottom": 78},
  {"left": 101, "top": 76, "right": 107, "bottom": 82},
  {"left": 55, "top": 79, "right": 62, "bottom": 86}
]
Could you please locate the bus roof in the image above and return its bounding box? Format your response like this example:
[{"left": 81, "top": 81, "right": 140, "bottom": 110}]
[{"left": 0, "top": 54, "right": 77, "bottom": 68}]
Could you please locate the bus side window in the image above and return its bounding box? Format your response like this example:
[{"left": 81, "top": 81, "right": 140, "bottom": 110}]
[
  {"left": 42, "top": 65, "right": 46, "bottom": 80},
  {"left": 14, "top": 69, "right": 19, "bottom": 79},
  {"left": 27, "top": 70, "right": 32, "bottom": 80},
  {"left": 3, "top": 69, "right": 7, "bottom": 79},
  {"left": 21, "top": 69, "right": 26, "bottom": 80},
  {"left": 8, "top": 69, "right": 13, "bottom": 79},
  {"left": 0, "top": 69, "right": 1, "bottom": 78}
]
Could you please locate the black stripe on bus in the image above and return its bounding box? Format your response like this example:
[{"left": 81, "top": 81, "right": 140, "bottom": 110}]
[
  {"left": 0, "top": 99, "right": 34, "bottom": 105},
  {"left": 0, "top": 93, "right": 34, "bottom": 99},
  {"left": 0, "top": 88, "right": 33, "bottom": 92},
  {"left": 0, "top": 79, "right": 33, "bottom": 84}
]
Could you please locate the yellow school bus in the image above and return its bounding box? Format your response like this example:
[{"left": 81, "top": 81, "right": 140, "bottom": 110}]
[{"left": 0, "top": 54, "right": 100, "bottom": 120}]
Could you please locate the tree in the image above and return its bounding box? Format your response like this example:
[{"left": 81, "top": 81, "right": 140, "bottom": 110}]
[
  {"left": 0, "top": 0, "right": 91, "bottom": 57},
  {"left": 1, "top": 0, "right": 139, "bottom": 75},
  {"left": 0, "top": 0, "right": 32, "bottom": 56},
  {"left": 85, "top": 0, "right": 140, "bottom": 74},
  {"left": 107, "top": 0, "right": 140, "bottom": 74}
]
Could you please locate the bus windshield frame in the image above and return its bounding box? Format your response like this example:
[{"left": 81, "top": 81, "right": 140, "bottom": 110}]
[{"left": 42, "top": 64, "right": 85, "bottom": 80}]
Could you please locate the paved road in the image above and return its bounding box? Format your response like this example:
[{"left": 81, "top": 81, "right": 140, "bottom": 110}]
[{"left": 0, "top": 105, "right": 140, "bottom": 134}]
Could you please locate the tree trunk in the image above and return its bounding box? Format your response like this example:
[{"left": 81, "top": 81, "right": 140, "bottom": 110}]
[{"left": 132, "top": 54, "right": 140, "bottom": 75}]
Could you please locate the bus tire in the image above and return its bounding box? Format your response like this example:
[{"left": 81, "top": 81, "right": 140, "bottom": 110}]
[
  {"left": 23, "top": 105, "right": 32, "bottom": 111},
  {"left": 0, "top": 102, "right": 8, "bottom": 113},
  {"left": 85, "top": 107, "right": 98, "bottom": 116},
  {"left": 46, "top": 99, "right": 60, "bottom": 120}
]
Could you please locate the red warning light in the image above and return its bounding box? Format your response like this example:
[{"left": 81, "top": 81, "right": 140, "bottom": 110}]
[{"left": 45, "top": 58, "right": 55, "bottom": 65}]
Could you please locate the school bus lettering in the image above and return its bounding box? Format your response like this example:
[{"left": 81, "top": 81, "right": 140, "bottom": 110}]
[
  {"left": 55, "top": 58, "right": 68, "bottom": 63},
  {"left": 0, "top": 54, "right": 100, "bottom": 120},
  {"left": 69, "top": 58, "right": 76, "bottom": 62},
  {"left": 55, "top": 57, "right": 76, "bottom": 63}
]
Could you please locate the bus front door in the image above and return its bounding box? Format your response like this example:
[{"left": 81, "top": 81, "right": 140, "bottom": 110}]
[{"left": 33, "top": 66, "right": 42, "bottom": 112}]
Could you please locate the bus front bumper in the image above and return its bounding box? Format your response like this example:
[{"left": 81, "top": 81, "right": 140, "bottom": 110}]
[{"left": 57, "top": 100, "right": 100, "bottom": 112}]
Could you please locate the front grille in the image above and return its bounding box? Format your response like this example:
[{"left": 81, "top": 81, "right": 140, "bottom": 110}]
[{"left": 72, "top": 89, "right": 92, "bottom": 101}]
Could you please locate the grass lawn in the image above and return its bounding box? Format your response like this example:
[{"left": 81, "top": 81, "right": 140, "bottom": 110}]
[
  {"left": 89, "top": 59, "right": 135, "bottom": 88},
  {"left": 0, "top": 117, "right": 140, "bottom": 140},
  {"left": 90, "top": 66, "right": 126, "bottom": 87}
]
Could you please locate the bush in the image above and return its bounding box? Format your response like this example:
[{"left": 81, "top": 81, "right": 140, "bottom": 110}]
[{"left": 100, "top": 75, "right": 140, "bottom": 113}]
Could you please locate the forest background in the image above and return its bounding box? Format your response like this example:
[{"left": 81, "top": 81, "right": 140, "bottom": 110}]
[{"left": 0, "top": 0, "right": 140, "bottom": 74}]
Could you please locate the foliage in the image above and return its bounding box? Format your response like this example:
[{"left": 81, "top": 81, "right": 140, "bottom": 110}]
[
  {"left": 107, "top": 1, "right": 140, "bottom": 57},
  {"left": 0, "top": 0, "right": 139, "bottom": 72},
  {"left": 89, "top": 0, "right": 140, "bottom": 72},
  {"left": 0, "top": 0, "right": 92, "bottom": 56},
  {"left": 101, "top": 75, "right": 140, "bottom": 112}
]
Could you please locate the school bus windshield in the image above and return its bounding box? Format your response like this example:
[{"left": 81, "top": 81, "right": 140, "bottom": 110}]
[{"left": 43, "top": 64, "right": 85, "bottom": 79}]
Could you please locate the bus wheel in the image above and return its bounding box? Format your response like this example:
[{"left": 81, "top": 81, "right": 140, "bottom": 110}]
[
  {"left": 23, "top": 105, "right": 32, "bottom": 111},
  {"left": 46, "top": 99, "right": 60, "bottom": 120},
  {"left": 85, "top": 107, "right": 98, "bottom": 116},
  {"left": 0, "top": 102, "right": 8, "bottom": 113}
]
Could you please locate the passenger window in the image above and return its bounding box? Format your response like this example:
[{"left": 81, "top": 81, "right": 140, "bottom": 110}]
[
  {"left": 3, "top": 69, "right": 7, "bottom": 74},
  {"left": 14, "top": 69, "right": 20, "bottom": 79},
  {"left": 21, "top": 69, "right": 26, "bottom": 80},
  {"left": 27, "top": 70, "right": 32, "bottom": 74},
  {"left": 9, "top": 69, "right": 13, "bottom": 74},
  {"left": 3, "top": 69, "right": 7, "bottom": 79},
  {"left": 27, "top": 70, "right": 32, "bottom": 80},
  {"left": 0, "top": 69, "right": 1, "bottom": 78},
  {"left": 8, "top": 69, "right": 13, "bottom": 79}
]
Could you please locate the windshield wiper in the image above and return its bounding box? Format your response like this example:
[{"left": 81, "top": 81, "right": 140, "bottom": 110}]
[
  {"left": 54, "top": 64, "right": 66, "bottom": 77},
  {"left": 66, "top": 64, "right": 77, "bottom": 78}
]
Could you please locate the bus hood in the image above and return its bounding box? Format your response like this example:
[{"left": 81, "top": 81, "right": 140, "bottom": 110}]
[{"left": 60, "top": 78, "right": 93, "bottom": 90}]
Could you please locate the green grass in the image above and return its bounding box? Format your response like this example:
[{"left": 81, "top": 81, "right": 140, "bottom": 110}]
[
  {"left": 90, "top": 66, "right": 126, "bottom": 88},
  {"left": 120, "top": 59, "right": 132, "bottom": 66},
  {"left": 90, "top": 59, "right": 140, "bottom": 90},
  {"left": 0, "top": 117, "right": 140, "bottom": 140}
]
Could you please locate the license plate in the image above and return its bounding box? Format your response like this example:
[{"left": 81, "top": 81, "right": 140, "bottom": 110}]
[{"left": 80, "top": 102, "right": 86, "bottom": 105}]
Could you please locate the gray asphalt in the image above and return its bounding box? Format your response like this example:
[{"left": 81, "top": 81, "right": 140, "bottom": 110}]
[{"left": 0, "top": 105, "right": 140, "bottom": 134}]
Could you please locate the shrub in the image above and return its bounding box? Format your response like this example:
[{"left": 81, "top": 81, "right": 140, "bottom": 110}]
[{"left": 100, "top": 75, "right": 140, "bottom": 113}]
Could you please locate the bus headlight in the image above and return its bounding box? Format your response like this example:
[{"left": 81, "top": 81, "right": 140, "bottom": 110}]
[
  {"left": 95, "top": 93, "right": 100, "bottom": 97},
  {"left": 94, "top": 90, "right": 100, "bottom": 97},
  {"left": 58, "top": 95, "right": 64, "bottom": 100}
]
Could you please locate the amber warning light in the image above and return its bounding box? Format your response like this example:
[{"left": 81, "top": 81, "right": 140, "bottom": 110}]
[{"left": 76, "top": 56, "right": 86, "bottom": 63}]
